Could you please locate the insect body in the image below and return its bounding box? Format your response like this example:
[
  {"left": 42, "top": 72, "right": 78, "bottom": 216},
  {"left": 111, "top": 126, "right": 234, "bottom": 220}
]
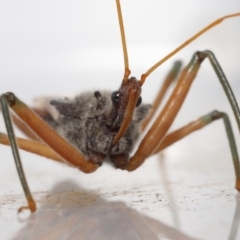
[
  {"left": 36, "top": 84, "right": 150, "bottom": 168},
  {"left": 0, "top": 0, "right": 240, "bottom": 213}
]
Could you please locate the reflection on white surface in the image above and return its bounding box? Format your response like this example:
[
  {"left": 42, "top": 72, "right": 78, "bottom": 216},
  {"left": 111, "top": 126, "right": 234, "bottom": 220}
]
[
  {"left": 0, "top": 0, "right": 240, "bottom": 239},
  {"left": 6, "top": 182, "right": 200, "bottom": 240},
  {"left": 1, "top": 179, "right": 240, "bottom": 239}
]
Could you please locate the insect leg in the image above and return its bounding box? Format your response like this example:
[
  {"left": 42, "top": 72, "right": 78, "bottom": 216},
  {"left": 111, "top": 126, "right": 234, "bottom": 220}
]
[
  {"left": 125, "top": 51, "right": 240, "bottom": 172},
  {"left": 153, "top": 111, "right": 240, "bottom": 191},
  {"left": 0, "top": 131, "right": 63, "bottom": 163},
  {"left": 0, "top": 95, "right": 36, "bottom": 212},
  {"left": 10, "top": 113, "right": 40, "bottom": 141},
  {"left": 141, "top": 61, "right": 182, "bottom": 131},
  {"left": 198, "top": 51, "right": 240, "bottom": 131}
]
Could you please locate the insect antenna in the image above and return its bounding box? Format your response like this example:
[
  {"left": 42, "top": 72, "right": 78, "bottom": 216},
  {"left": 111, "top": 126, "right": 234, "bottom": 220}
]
[
  {"left": 116, "top": 0, "right": 131, "bottom": 81},
  {"left": 111, "top": 0, "right": 141, "bottom": 147},
  {"left": 140, "top": 12, "right": 240, "bottom": 85}
]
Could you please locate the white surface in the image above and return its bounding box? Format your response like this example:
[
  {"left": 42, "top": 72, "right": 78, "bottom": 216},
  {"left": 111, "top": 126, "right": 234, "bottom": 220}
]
[{"left": 0, "top": 0, "right": 240, "bottom": 239}]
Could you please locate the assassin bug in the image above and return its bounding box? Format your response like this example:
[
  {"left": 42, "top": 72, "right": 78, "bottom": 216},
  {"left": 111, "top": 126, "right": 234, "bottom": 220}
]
[{"left": 0, "top": 0, "right": 240, "bottom": 213}]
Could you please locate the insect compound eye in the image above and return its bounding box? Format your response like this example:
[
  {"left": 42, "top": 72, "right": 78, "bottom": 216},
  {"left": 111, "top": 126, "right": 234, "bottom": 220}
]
[
  {"left": 111, "top": 91, "right": 120, "bottom": 104},
  {"left": 136, "top": 96, "right": 142, "bottom": 107}
]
